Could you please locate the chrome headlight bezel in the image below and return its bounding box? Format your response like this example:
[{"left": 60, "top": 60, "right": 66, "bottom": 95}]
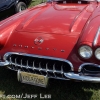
[
  {"left": 78, "top": 45, "right": 93, "bottom": 59},
  {"left": 95, "top": 48, "right": 100, "bottom": 60}
]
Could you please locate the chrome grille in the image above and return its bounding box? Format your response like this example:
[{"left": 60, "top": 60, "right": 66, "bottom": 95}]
[{"left": 4, "top": 52, "right": 73, "bottom": 80}]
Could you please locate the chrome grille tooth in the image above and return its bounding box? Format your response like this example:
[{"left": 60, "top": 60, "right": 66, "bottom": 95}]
[
  {"left": 20, "top": 59, "right": 24, "bottom": 71},
  {"left": 33, "top": 61, "right": 35, "bottom": 70},
  {"left": 9, "top": 56, "right": 13, "bottom": 70},
  {"left": 27, "top": 60, "right": 30, "bottom": 72},
  {"left": 14, "top": 57, "right": 18, "bottom": 70},
  {"left": 15, "top": 58, "right": 17, "bottom": 67},
  {"left": 33, "top": 61, "right": 36, "bottom": 73},
  {"left": 39, "top": 62, "right": 42, "bottom": 74},
  {"left": 21, "top": 59, "right": 23, "bottom": 68},
  {"left": 61, "top": 65, "right": 64, "bottom": 78},
  {"left": 53, "top": 63, "right": 56, "bottom": 77},
  {"left": 26, "top": 60, "right": 28, "bottom": 69},
  {"left": 9, "top": 57, "right": 12, "bottom": 65},
  {"left": 39, "top": 62, "right": 42, "bottom": 70},
  {"left": 46, "top": 63, "right": 49, "bottom": 76}
]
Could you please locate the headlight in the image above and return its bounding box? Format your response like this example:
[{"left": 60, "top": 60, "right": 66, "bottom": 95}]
[
  {"left": 95, "top": 48, "right": 100, "bottom": 60},
  {"left": 79, "top": 46, "right": 93, "bottom": 59}
]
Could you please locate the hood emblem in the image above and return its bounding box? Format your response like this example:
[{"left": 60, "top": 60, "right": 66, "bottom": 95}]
[{"left": 34, "top": 37, "right": 44, "bottom": 45}]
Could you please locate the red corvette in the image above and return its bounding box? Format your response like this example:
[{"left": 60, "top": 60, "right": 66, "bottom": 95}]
[{"left": 0, "top": 0, "right": 100, "bottom": 87}]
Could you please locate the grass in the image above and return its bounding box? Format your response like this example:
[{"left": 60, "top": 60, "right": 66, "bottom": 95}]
[
  {"left": 0, "top": 0, "right": 100, "bottom": 100},
  {"left": 0, "top": 0, "right": 46, "bottom": 21},
  {"left": 0, "top": 67, "right": 100, "bottom": 100},
  {"left": 29, "top": 0, "right": 47, "bottom": 7}
]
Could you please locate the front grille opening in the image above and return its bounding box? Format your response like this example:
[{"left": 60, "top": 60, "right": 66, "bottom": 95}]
[
  {"left": 11, "top": 65, "right": 16, "bottom": 70},
  {"left": 22, "top": 57, "right": 28, "bottom": 66},
  {"left": 81, "top": 65, "right": 100, "bottom": 77},
  {"left": 40, "top": 60, "right": 47, "bottom": 69},
  {"left": 47, "top": 60, "right": 55, "bottom": 70},
  {"left": 34, "top": 70, "right": 41, "bottom": 75},
  {"left": 28, "top": 68, "right": 33, "bottom": 73},
  {"left": 82, "top": 65, "right": 100, "bottom": 72},
  {"left": 63, "top": 62, "right": 72, "bottom": 73},
  {"left": 17, "top": 66, "right": 22, "bottom": 71},
  {"left": 55, "top": 73, "right": 63, "bottom": 78},
  {"left": 28, "top": 58, "right": 34, "bottom": 67},
  {"left": 55, "top": 61, "right": 62, "bottom": 71},
  {"left": 48, "top": 72, "right": 55, "bottom": 77},
  {"left": 22, "top": 67, "right": 28, "bottom": 72},
  {"left": 41, "top": 71, "right": 47, "bottom": 76},
  {"left": 16, "top": 57, "right": 21, "bottom": 65},
  {"left": 6, "top": 53, "right": 73, "bottom": 80},
  {"left": 34, "top": 58, "right": 41, "bottom": 68},
  {"left": 8, "top": 55, "right": 15, "bottom": 63}
]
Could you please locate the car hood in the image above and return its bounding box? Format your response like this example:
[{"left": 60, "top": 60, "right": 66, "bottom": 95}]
[
  {"left": 15, "top": 3, "right": 95, "bottom": 34},
  {"left": 1, "top": 3, "right": 97, "bottom": 59}
]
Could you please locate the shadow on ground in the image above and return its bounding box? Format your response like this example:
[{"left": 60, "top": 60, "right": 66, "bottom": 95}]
[
  {"left": 0, "top": 0, "right": 41, "bottom": 21},
  {"left": 0, "top": 67, "right": 99, "bottom": 100},
  {"left": 0, "top": 6, "right": 15, "bottom": 21}
]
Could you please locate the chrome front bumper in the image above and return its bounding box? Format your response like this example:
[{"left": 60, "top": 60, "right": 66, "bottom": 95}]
[
  {"left": 64, "top": 73, "right": 100, "bottom": 82},
  {"left": 0, "top": 61, "right": 10, "bottom": 66},
  {"left": 0, "top": 60, "right": 100, "bottom": 83}
]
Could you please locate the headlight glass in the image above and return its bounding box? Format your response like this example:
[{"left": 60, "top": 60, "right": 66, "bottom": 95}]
[
  {"left": 79, "top": 46, "right": 93, "bottom": 59},
  {"left": 95, "top": 48, "right": 100, "bottom": 60}
]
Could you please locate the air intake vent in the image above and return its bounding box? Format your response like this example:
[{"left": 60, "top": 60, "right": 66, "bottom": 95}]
[{"left": 80, "top": 64, "right": 100, "bottom": 77}]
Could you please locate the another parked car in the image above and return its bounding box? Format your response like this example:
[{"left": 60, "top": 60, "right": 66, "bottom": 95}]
[
  {"left": 0, "top": 0, "right": 32, "bottom": 13},
  {"left": 0, "top": 0, "right": 32, "bottom": 21},
  {"left": 0, "top": 0, "right": 100, "bottom": 87}
]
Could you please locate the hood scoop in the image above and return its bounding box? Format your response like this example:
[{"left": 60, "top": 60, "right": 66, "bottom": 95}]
[{"left": 70, "top": 3, "right": 96, "bottom": 33}]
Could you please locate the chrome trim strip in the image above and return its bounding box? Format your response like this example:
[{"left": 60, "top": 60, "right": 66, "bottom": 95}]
[
  {"left": 8, "top": 67, "right": 70, "bottom": 80},
  {"left": 93, "top": 27, "right": 100, "bottom": 46},
  {"left": 0, "top": 61, "right": 9, "bottom": 66},
  {"left": 64, "top": 72, "right": 100, "bottom": 82},
  {"left": 9, "top": 62, "right": 64, "bottom": 73},
  {"left": 78, "top": 63, "right": 100, "bottom": 72}
]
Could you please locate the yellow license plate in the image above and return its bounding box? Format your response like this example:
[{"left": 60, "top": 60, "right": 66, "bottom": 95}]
[{"left": 17, "top": 71, "right": 48, "bottom": 87}]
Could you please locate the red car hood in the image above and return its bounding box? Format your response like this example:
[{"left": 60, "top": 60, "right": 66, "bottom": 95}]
[
  {"left": 2, "top": 3, "right": 97, "bottom": 59},
  {"left": 16, "top": 3, "right": 91, "bottom": 34}
]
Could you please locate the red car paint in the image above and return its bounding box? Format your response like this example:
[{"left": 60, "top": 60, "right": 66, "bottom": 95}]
[{"left": 0, "top": 1, "right": 100, "bottom": 82}]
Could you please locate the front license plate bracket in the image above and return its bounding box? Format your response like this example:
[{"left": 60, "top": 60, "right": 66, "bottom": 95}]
[{"left": 17, "top": 70, "right": 48, "bottom": 87}]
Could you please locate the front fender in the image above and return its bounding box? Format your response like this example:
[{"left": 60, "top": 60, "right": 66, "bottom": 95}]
[
  {"left": 0, "top": 18, "right": 25, "bottom": 49},
  {"left": 77, "top": 16, "right": 100, "bottom": 47}
]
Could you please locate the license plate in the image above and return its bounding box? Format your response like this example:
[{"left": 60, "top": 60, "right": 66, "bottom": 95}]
[{"left": 17, "top": 71, "right": 48, "bottom": 87}]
